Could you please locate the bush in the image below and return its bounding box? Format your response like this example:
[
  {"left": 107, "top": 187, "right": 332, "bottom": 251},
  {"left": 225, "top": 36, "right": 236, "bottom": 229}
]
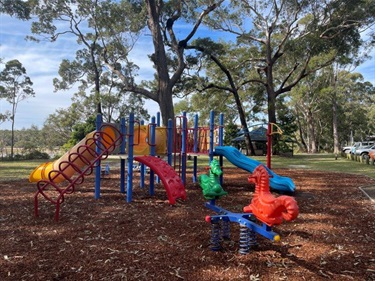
[{"left": 24, "top": 150, "right": 50, "bottom": 160}]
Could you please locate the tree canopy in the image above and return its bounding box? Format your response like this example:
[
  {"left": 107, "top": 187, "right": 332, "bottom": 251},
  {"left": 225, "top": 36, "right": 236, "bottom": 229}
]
[{"left": 1, "top": 0, "right": 374, "bottom": 154}]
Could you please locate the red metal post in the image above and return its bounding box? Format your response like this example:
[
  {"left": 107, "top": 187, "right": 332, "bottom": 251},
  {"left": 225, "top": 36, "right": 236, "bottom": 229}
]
[{"left": 267, "top": 123, "right": 272, "bottom": 169}]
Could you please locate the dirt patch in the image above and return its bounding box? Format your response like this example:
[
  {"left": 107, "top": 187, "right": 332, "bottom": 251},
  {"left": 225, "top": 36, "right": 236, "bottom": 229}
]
[{"left": 1, "top": 168, "right": 375, "bottom": 280}]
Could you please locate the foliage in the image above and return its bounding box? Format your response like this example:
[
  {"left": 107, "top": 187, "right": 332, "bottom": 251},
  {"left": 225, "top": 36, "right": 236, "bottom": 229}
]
[
  {"left": 2, "top": 0, "right": 375, "bottom": 156},
  {"left": 28, "top": 0, "right": 223, "bottom": 126},
  {"left": 0, "top": 112, "right": 9, "bottom": 124},
  {"left": 0, "top": 0, "right": 36, "bottom": 19},
  {"left": 0, "top": 59, "right": 35, "bottom": 158},
  {"left": 28, "top": 0, "right": 148, "bottom": 119},
  {"left": 223, "top": 122, "right": 239, "bottom": 146},
  {"left": 23, "top": 150, "right": 50, "bottom": 160},
  {"left": 64, "top": 115, "right": 96, "bottom": 149},
  {"left": 274, "top": 98, "right": 298, "bottom": 153},
  {"left": 202, "top": 0, "right": 375, "bottom": 142}
]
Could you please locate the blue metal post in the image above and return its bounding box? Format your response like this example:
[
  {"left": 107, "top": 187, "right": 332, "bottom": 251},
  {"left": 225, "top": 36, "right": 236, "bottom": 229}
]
[
  {"left": 192, "top": 114, "right": 198, "bottom": 183},
  {"left": 194, "top": 114, "right": 199, "bottom": 153},
  {"left": 139, "top": 119, "right": 146, "bottom": 188},
  {"left": 94, "top": 114, "right": 102, "bottom": 199},
  {"left": 181, "top": 112, "right": 187, "bottom": 185},
  {"left": 127, "top": 113, "right": 134, "bottom": 202},
  {"left": 167, "top": 119, "right": 173, "bottom": 166},
  {"left": 156, "top": 113, "right": 161, "bottom": 184},
  {"left": 120, "top": 117, "right": 126, "bottom": 193},
  {"left": 149, "top": 116, "right": 156, "bottom": 196},
  {"left": 157, "top": 112, "right": 161, "bottom": 126},
  {"left": 219, "top": 113, "right": 224, "bottom": 185},
  {"left": 209, "top": 110, "right": 215, "bottom": 163}
]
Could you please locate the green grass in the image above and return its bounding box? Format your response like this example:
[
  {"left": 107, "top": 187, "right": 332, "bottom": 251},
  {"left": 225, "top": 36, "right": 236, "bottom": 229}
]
[
  {"left": 192, "top": 153, "right": 374, "bottom": 179},
  {"left": 255, "top": 153, "right": 375, "bottom": 179},
  {"left": 1, "top": 153, "right": 374, "bottom": 181},
  {"left": 0, "top": 159, "right": 46, "bottom": 181}
]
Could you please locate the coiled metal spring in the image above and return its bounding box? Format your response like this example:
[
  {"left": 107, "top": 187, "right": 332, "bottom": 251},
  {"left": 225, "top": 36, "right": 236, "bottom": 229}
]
[
  {"left": 221, "top": 220, "right": 231, "bottom": 240},
  {"left": 210, "top": 222, "right": 222, "bottom": 251},
  {"left": 239, "top": 225, "right": 250, "bottom": 254}
]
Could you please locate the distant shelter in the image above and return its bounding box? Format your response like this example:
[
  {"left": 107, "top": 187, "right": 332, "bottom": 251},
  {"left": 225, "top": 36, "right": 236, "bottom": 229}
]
[{"left": 232, "top": 126, "right": 267, "bottom": 156}]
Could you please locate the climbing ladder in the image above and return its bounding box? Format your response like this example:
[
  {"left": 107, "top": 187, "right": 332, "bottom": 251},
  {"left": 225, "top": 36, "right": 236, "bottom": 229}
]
[{"left": 34, "top": 125, "right": 123, "bottom": 221}]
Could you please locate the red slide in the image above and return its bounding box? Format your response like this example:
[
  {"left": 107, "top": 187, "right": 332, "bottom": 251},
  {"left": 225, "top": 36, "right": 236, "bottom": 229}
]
[{"left": 134, "top": 156, "right": 187, "bottom": 204}]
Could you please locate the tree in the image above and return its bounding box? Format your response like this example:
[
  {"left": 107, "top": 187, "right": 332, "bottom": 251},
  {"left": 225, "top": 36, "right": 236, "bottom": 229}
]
[
  {"left": 41, "top": 106, "right": 83, "bottom": 150},
  {"left": 335, "top": 71, "right": 375, "bottom": 143},
  {"left": 29, "top": 0, "right": 223, "bottom": 126},
  {"left": 223, "top": 122, "right": 239, "bottom": 146},
  {"left": 0, "top": 112, "right": 9, "bottom": 124},
  {"left": 68, "top": 73, "right": 150, "bottom": 123},
  {"left": 104, "top": 0, "right": 225, "bottom": 126},
  {"left": 16, "top": 125, "right": 42, "bottom": 155},
  {"left": 64, "top": 115, "right": 96, "bottom": 148},
  {"left": 205, "top": 0, "right": 375, "bottom": 141},
  {"left": 29, "top": 0, "right": 145, "bottom": 117},
  {"left": 290, "top": 67, "right": 374, "bottom": 153},
  {"left": 185, "top": 38, "right": 269, "bottom": 155},
  {"left": 0, "top": 59, "right": 35, "bottom": 158},
  {"left": 0, "top": 0, "right": 36, "bottom": 19}
]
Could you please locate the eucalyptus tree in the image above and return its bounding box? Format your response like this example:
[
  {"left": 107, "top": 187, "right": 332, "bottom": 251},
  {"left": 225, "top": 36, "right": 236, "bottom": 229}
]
[
  {"left": 0, "top": 112, "right": 9, "bottom": 124},
  {"left": 317, "top": 69, "right": 375, "bottom": 153},
  {"left": 29, "top": 0, "right": 223, "bottom": 126},
  {"left": 291, "top": 67, "right": 375, "bottom": 153},
  {"left": 41, "top": 106, "right": 84, "bottom": 150},
  {"left": 183, "top": 38, "right": 268, "bottom": 155},
  {"left": 335, "top": 71, "right": 375, "bottom": 142},
  {"left": 104, "top": 0, "right": 224, "bottom": 126},
  {"left": 29, "top": 0, "right": 145, "bottom": 117},
  {"left": 69, "top": 71, "right": 150, "bottom": 123},
  {"left": 290, "top": 68, "right": 331, "bottom": 153},
  {"left": 204, "top": 0, "right": 375, "bottom": 131},
  {"left": 0, "top": 59, "right": 35, "bottom": 158},
  {"left": 0, "top": 0, "right": 35, "bottom": 19}
]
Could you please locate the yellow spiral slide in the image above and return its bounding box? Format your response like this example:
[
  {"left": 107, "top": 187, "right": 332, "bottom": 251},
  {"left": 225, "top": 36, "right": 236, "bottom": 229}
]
[{"left": 29, "top": 126, "right": 116, "bottom": 183}]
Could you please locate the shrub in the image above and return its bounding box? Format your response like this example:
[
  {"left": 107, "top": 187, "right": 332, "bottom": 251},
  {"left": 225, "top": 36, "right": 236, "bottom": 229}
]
[{"left": 24, "top": 150, "right": 50, "bottom": 160}]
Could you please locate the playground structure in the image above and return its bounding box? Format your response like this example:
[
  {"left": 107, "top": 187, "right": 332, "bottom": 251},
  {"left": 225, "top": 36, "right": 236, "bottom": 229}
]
[
  {"left": 199, "top": 160, "right": 299, "bottom": 254},
  {"left": 30, "top": 122, "right": 123, "bottom": 221},
  {"left": 29, "top": 110, "right": 296, "bottom": 221},
  {"left": 29, "top": 111, "right": 222, "bottom": 220}
]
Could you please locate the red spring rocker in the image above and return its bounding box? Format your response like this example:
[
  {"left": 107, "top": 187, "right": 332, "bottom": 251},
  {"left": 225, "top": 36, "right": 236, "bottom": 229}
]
[{"left": 243, "top": 164, "right": 299, "bottom": 226}]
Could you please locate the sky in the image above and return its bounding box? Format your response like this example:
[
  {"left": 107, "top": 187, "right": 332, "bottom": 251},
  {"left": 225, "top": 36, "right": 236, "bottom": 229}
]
[{"left": 0, "top": 13, "right": 374, "bottom": 131}]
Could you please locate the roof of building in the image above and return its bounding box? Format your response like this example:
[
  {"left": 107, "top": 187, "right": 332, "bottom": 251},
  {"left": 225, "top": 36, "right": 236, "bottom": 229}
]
[{"left": 232, "top": 126, "right": 267, "bottom": 142}]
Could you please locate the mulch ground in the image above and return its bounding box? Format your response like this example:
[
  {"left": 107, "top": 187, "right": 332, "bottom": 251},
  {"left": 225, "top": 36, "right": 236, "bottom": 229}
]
[{"left": 1, "top": 167, "right": 375, "bottom": 281}]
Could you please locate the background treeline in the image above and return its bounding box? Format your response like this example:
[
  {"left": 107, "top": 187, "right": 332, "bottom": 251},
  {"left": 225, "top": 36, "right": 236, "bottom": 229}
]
[{"left": 1, "top": 0, "right": 375, "bottom": 158}]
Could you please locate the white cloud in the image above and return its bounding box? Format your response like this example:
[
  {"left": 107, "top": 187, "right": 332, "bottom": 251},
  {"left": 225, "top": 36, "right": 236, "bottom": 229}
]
[{"left": 0, "top": 15, "right": 158, "bottom": 130}]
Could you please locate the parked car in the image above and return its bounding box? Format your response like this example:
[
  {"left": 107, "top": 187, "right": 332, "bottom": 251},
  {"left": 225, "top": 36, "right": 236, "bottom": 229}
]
[
  {"left": 342, "top": 141, "right": 375, "bottom": 154},
  {"left": 355, "top": 144, "right": 375, "bottom": 158}
]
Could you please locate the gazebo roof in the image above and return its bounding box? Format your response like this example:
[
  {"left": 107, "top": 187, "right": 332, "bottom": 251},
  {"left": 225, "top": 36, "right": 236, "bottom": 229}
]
[{"left": 232, "top": 126, "right": 267, "bottom": 142}]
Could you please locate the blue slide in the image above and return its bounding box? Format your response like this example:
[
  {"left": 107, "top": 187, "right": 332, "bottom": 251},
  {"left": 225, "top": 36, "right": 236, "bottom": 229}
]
[{"left": 214, "top": 146, "right": 296, "bottom": 193}]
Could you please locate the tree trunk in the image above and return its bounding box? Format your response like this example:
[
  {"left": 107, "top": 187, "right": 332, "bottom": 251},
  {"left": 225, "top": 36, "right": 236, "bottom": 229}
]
[
  {"left": 91, "top": 44, "right": 102, "bottom": 116},
  {"left": 306, "top": 109, "right": 317, "bottom": 153},
  {"left": 232, "top": 90, "right": 255, "bottom": 155},
  {"left": 332, "top": 72, "right": 340, "bottom": 155},
  {"left": 146, "top": 0, "right": 174, "bottom": 126},
  {"left": 158, "top": 85, "right": 174, "bottom": 127},
  {"left": 10, "top": 98, "right": 16, "bottom": 159},
  {"left": 267, "top": 89, "right": 278, "bottom": 155}
]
